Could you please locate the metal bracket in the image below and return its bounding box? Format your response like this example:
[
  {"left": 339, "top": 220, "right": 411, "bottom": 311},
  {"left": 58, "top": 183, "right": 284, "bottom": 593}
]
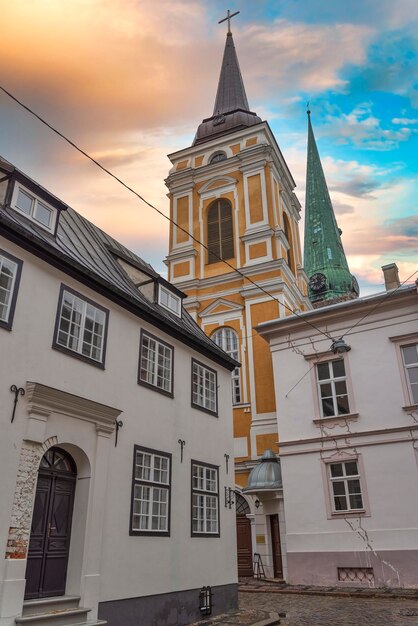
[
  {"left": 178, "top": 439, "right": 186, "bottom": 463},
  {"left": 224, "top": 486, "right": 235, "bottom": 509},
  {"left": 115, "top": 420, "right": 123, "bottom": 447},
  {"left": 10, "top": 385, "right": 25, "bottom": 423},
  {"left": 224, "top": 453, "right": 230, "bottom": 474}
]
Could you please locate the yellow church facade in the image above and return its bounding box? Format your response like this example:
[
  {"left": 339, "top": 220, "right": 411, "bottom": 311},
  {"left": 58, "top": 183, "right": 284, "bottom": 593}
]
[{"left": 165, "top": 29, "right": 310, "bottom": 578}]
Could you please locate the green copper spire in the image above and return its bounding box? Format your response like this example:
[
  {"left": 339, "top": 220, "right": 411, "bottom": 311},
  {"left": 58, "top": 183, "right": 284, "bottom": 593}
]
[{"left": 304, "top": 110, "right": 359, "bottom": 306}]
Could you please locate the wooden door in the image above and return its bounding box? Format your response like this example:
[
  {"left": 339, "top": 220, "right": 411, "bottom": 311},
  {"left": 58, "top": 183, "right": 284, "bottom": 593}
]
[
  {"left": 236, "top": 515, "right": 253, "bottom": 576},
  {"left": 270, "top": 514, "right": 283, "bottom": 579},
  {"left": 25, "top": 448, "right": 76, "bottom": 599}
]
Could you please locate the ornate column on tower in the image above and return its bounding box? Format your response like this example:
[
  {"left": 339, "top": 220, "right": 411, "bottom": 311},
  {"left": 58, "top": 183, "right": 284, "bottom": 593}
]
[{"left": 165, "top": 17, "right": 310, "bottom": 578}]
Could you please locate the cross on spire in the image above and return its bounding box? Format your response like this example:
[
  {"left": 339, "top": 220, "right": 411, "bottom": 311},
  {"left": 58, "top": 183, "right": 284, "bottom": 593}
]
[{"left": 218, "top": 9, "right": 240, "bottom": 34}]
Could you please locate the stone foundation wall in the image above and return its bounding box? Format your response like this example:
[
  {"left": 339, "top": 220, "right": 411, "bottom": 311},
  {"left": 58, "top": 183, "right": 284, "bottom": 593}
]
[
  {"left": 98, "top": 583, "right": 238, "bottom": 626},
  {"left": 287, "top": 551, "right": 418, "bottom": 589}
]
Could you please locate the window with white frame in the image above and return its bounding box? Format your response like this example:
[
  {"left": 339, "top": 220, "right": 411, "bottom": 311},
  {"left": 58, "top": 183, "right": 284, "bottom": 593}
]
[
  {"left": 138, "top": 331, "right": 173, "bottom": 396},
  {"left": 0, "top": 250, "right": 22, "bottom": 330},
  {"left": 13, "top": 185, "right": 56, "bottom": 232},
  {"left": 212, "top": 327, "right": 241, "bottom": 404},
  {"left": 158, "top": 284, "right": 181, "bottom": 317},
  {"left": 316, "top": 359, "right": 350, "bottom": 417},
  {"left": 54, "top": 286, "right": 108, "bottom": 366},
  {"left": 191, "top": 359, "right": 218, "bottom": 415},
  {"left": 191, "top": 461, "right": 219, "bottom": 536},
  {"left": 131, "top": 446, "right": 171, "bottom": 536},
  {"left": 401, "top": 344, "right": 418, "bottom": 405},
  {"left": 328, "top": 460, "right": 364, "bottom": 512}
]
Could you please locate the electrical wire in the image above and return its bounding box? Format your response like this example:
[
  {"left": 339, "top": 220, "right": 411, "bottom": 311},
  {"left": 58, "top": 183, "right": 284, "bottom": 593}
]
[
  {"left": 341, "top": 268, "right": 418, "bottom": 340},
  {"left": 0, "top": 83, "right": 335, "bottom": 342},
  {"left": 284, "top": 269, "right": 418, "bottom": 397}
]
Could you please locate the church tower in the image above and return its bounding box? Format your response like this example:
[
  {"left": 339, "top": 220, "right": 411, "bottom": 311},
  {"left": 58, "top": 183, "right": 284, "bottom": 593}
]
[
  {"left": 304, "top": 110, "right": 359, "bottom": 306},
  {"left": 165, "top": 18, "right": 310, "bottom": 578}
]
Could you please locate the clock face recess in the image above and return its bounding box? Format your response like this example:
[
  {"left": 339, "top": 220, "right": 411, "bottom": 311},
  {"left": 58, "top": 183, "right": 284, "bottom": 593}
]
[{"left": 309, "top": 272, "right": 327, "bottom": 292}]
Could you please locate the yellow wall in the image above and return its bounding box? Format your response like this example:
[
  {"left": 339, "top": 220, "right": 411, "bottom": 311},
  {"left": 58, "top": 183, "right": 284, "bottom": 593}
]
[
  {"left": 250, "top": 300, "right": 279, "bottom": 414},
  {"left": 235, "top": 471, "right": 250, "bottom": 488},
  {"left": 256, "top": 433, "right": 278, "bottom": 456},
  {"left": 249, "top": 241, "right": 267, "bottom": 260},
  {"left": 167, "top": 130, "right": 308, "bottom": 484},
  {"left": 248, "top": 174, "right": 264, "bottom": 224},
  {"left": 173, "top": 261, "right": 190, "bottom": 278},
  {"left": 176, "top": 196, "right": 189, "bottom": 245}
]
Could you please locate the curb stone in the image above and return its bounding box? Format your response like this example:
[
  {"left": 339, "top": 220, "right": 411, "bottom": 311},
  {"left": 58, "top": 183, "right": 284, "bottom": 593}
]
[
  {"left": 190, "top": 609, "right": 281, "bottom": 626},
  {"left": 238, "top": 583, "right": 418, "bottom": 600}
]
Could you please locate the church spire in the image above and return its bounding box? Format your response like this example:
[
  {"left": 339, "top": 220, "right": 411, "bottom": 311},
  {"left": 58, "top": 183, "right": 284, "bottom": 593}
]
[
  {"left": 193, "top": 18, "right": 261, "bottom": 145},
  {"left": 304, "top": 111, "right": 359, "bottom": 306},
  {"left": 212, "top": 30, "right": 250, "bottom": 116}
]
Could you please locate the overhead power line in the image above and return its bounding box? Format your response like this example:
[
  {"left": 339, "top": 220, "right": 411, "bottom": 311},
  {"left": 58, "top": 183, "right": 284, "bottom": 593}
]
[
  {"left": 0, "top": 83, "right": 335, "bottom": 342},
  {"left": 342, "top": 268, "right": 418, "bottom": 339}
]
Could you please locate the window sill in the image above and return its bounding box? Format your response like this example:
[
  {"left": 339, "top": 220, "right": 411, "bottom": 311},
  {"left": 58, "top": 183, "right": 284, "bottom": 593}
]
[
  {"left": 138, "top": 378, "right": 174, "bottom": 398},
  {"left": 313, "top": 413, "right": 359, "bottom": 426},
  {"left": 129, "top": 530, "right": 170, "bottom": 537},
  {"left": 329, "top": 509, "right": 370, "bottom": 520},
  {"left": 52, "top": 344, "right": 105, "bottom": 369},
  {"left": 402, "top": 404, "right": 418, "bottom": 413},
  {"left": 191, "top": 402, "right": 218, "bottom": 417}
]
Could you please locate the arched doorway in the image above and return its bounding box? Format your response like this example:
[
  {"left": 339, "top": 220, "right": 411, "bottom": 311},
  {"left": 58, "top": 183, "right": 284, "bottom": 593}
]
[
  {"left": 25, "top": 447, "right": 77, "bottom": 599},
  {"left": 235, "top": 493, "right": 253, "bottom": 577}
]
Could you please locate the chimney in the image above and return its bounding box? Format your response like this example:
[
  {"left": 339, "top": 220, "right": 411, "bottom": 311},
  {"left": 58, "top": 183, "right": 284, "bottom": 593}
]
[{"left": 381, "top": 263, "right": 400, "bottom": 291}]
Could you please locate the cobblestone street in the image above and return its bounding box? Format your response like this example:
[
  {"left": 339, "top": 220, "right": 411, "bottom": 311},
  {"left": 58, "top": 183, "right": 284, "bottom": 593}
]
[
  {"left": 239, "top": 591, "right": 418, "bottom": 626},
  {"left": 192, "top": 590, "right": 418, "bottom": 626}
]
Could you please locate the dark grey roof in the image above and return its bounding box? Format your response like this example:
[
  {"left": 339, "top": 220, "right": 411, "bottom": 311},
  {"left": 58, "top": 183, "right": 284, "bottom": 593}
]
[
  {"left": 193, "top": 33, "right": 262, "bottom": 145},
  {"left": 213, "top": 32, "right": 249, "bottom": 115},
  {"left": 0, "top": 160, "right": 238, "bottom": 371}
]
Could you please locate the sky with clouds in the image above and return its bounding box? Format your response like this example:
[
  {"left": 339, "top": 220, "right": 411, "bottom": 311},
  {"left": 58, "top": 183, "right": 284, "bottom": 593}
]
[{"left": 1, "top": 0, "right": 417, "bottom": 295}]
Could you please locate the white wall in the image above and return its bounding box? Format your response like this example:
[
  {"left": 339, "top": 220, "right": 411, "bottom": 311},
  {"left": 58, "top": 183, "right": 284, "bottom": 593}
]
[
  {"left": 0, "top": 236, "right": 237, "bottom": 619},
  {"left": 265, "top": 293, "right": 418, "bottom": 586}
]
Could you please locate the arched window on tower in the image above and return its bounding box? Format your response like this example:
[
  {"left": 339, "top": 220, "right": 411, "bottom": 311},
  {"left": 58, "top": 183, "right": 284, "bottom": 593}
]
[
  {"left": 212, "top": 327, "right": 241, "bottom": 405},
  {"left": 207, "top": 199, "right": 234, "bottom": 264},
  {"left": 283, "top": 213, "right": 295, "bottom": 274},
  {"left": 209, "top": 151, "right": 227, "bottom": 164}
]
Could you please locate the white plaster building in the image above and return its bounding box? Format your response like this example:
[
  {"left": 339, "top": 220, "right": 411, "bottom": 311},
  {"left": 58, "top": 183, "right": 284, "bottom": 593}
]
[
  {"left": 0, "top": 156, "right": 239, "bottom": 626},
  {"left": 257, "top": 266, "right": 418, "bottom": 588}
]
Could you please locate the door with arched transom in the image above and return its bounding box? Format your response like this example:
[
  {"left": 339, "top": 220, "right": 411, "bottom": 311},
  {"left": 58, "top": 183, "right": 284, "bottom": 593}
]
[
  {"left": 25, "top": 447, "right": 76, "bottom": 599},
  {"left": 235, "top": 493, "right": 253, "bottom": 576}
]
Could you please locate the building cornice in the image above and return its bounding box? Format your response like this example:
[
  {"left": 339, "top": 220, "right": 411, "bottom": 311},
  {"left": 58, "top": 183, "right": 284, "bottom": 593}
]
[
  {"left": 26, "top": 381, "right": 122, "bottom": 434},
  {"left": 257, "top": 286, "right": 417, "bottom": 338},
  {"left": 166, "top": 122, "right": 297, "bottom": 193}
]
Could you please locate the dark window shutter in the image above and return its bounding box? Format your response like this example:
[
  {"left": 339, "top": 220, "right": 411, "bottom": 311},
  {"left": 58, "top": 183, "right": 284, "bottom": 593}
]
[
  {"left": 283, "top": 214, "right": 294, "bottom": 273},
  {"left": 207, "top": 199, "right": 234, "bottom": 264}
]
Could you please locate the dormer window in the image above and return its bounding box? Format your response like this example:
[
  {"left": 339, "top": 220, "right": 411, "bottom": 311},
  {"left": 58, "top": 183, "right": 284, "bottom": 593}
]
[
  {"left": 209, "top": 152, "right": 227, "bottom": 164},
  {"left": 13, "top": 185, "right": 56, "bottom": 233},
  {"left": 158, "top": 285, "right": 181, "bottom": 317}
]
